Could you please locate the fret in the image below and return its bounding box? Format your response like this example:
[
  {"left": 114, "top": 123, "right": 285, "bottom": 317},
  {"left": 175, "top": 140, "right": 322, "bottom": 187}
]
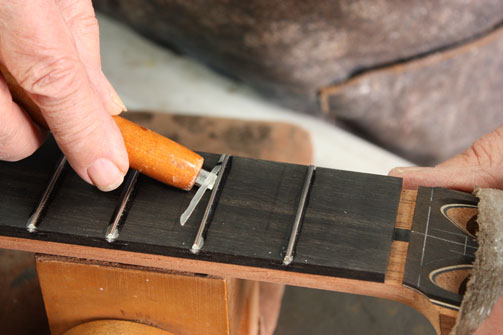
[
  {"left": 191, "top": 154, "right": 232, "bottom": 254},
  {"left": 27, "top": 154, "right": 123, "bottom": 241},
  {"left": 119, "top": 153, "right": 221, "bottom": 252},
  {"left": 283, "top": 165, "right": 316, "bottom": 266},
  {"left": 200, "top": 156, "right": 309, "bottom": 263},
  {"left": 105, "top": 170, "right": 140, "bottom": 242},
  {"left": 0, "top": 137, "right": 62, "bottom": 229},
  {"left": 293, "top": 167, "right": 401, "bottom": 281},
  {"left": 26, "top": 155, "right": 67, "bottom": 233}
]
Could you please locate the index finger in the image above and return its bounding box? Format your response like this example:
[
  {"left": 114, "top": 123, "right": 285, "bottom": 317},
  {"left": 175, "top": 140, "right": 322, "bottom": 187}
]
[{"left": 0, "top": 0, "right": 128, "bottom": 191}]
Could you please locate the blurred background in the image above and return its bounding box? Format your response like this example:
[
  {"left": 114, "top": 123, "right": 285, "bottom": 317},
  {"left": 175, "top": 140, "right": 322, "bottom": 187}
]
[{"left": 95, "top": 0, "right": 503, "bottom": 166}]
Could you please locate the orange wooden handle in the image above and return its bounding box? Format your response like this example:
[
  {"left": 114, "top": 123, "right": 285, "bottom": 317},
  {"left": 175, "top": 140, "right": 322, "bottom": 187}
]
[
  {"left": 1, "top": 64, "right": 203, "bottom": 190},
  {"left": 113, "top": 116, "right": 203, "bottom": 190}
]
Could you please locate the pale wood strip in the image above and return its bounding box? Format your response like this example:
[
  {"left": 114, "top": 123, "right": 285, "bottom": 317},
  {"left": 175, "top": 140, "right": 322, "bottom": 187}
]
[
  {"left": 385, "top": 241, "right": 409, "bottom": 285},
  {"left": 385, "top": 189, "right": 417, "bottom": 285},
  {"left": 395, "top": 189, "right": 418, "bottom": 230}
]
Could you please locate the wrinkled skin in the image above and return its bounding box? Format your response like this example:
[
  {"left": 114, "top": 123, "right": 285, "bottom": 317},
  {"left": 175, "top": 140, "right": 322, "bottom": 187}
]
[
  {"left": 390, "top": 125, "right": 503, "bottom": 334},
  {"left": 0, "top": 0, "right": 127, "bottom": 191}
]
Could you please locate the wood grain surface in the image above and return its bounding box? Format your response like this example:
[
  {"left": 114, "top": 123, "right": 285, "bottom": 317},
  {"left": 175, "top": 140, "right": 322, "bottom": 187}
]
[{"left": 37, "top": 255, "right": 246, "bottom": 335}]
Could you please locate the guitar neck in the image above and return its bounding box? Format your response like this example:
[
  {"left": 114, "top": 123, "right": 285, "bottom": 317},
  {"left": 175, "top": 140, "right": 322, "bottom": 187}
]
[{"left": 0, "top": 136, "right": 478, "bottom": 334}]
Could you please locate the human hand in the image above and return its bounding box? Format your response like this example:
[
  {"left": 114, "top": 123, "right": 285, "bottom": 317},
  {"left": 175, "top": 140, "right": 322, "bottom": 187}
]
[
  {"left": 390, "top": 125, "right": 503, "bottom": 334},
  {"left": 0, "top": 0, "right": 128, "bottom": 191},
  {"left": 389, "top": 126, "right": 503, "bottom": 192}
]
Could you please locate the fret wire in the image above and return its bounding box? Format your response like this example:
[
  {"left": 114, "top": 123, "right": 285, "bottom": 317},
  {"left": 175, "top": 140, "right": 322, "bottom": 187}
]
[
  {"left": 191, "top": 154, "right": 231, "bottom": 254},
  {"left": 283, "top": 165, "right": 316, "bottom": 266},
  {"left": 26, "top": 155, "right": 67, "bottom": 233},
  {"left": 105, "top": 169, "right": 140, "bottom": 243}
]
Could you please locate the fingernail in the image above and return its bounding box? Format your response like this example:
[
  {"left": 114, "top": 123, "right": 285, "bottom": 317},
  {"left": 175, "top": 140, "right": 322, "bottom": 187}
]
[
  {"left": 389, "top": 167, "right": 406, "bottom": 176},
  {"left": 394, "top": 166, "right": 423, "bottom": 173},
  {"left": 87, "top": 158, "right": 125, "bottom": 192},
  {"left": 111, "top": 90, "right": 127, "bottom": 114},
  {"left": 389, "top": 167, "right": 404, "bottom": 175},
  {"left": 389, "top": 166, "right": 423, "bottom": 177}
]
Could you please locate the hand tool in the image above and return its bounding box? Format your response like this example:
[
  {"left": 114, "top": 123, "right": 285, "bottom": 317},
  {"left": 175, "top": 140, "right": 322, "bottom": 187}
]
[{"left": 1, "top": 64, "right": 217, "bottom": 230}]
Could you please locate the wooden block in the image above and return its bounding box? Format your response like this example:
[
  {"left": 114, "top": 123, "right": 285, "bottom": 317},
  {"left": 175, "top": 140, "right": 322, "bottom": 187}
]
[
  {"left": 36, "top": 255, "right": 258, "bottom": 335},
  {"left": 0, "top": 249, "right": 48, "bottom": 335}
]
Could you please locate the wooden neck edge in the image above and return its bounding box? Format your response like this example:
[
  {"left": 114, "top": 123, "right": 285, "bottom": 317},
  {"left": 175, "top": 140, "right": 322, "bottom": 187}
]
[{"left": 0, "top": 188, "right": 455, "bottom": 334}]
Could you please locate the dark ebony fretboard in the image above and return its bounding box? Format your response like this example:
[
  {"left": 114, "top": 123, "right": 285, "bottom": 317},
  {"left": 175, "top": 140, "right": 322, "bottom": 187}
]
[
  {"left": 0, "top": 137, "right": 479, "bottom": 311},
  {"left": 0, "top": 137, "right": 402, "bottom": 283}
]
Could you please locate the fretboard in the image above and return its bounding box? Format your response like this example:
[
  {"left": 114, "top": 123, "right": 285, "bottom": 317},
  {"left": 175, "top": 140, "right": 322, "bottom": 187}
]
[{"left": 0, "top": 136, "right": 478, "bottom": 311}]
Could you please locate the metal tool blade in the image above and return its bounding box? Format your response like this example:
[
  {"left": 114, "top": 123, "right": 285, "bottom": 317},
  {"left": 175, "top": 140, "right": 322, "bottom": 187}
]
[{"left": 180, "top": 165, "right": 221, "bottom": 226}]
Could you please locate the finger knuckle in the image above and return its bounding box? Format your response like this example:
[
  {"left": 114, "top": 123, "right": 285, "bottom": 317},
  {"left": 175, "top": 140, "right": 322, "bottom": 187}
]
[
  {"left": 51, "top": 112, "right": 99, "bottom": 152},
  {"left": 468, "top": 135, "right": 502, "bottom": 168},
  {"left": 74, "top": 13, "right": 99, "bottom": 33},
  {"left": 60, "top": 1, "right": 99, "bottom": 34},
  {"left": 18, "top": 56, "right": 84, "bottom": 102}
]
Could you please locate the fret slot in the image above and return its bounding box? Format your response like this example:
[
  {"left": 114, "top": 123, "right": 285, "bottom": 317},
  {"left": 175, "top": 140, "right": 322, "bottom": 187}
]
[
  {"left": 191, "top": 154, "right": 232, "bottom": 254},
  {"left": 105, "top": 170, "right": 140, "bottom": 242},
  {"left": 283, "top": 165, "right": 316, "bottom": 266},
  {"left": 26, "top": 155, "right": 67, "bottom": 233}
]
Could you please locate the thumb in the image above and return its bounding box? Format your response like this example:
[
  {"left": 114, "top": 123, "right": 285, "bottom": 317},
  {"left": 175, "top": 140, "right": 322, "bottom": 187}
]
[
  {"left": 389, "top": 166, "right": 500, "bottom": 192},
  {"left": 0, "top": 1, "right": 128, "bottom": 191},
  {"left": 390, "top": 126, "right": 503, "bottom": 192}
]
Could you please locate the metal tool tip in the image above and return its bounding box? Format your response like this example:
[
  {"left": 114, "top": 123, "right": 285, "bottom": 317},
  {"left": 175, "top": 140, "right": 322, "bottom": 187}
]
[
  {"left": 180, "top": 214, "right": 188, "bottom": 226},
  {"left": 180, "top": 165, "right": 220, "bottom": 226}
]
